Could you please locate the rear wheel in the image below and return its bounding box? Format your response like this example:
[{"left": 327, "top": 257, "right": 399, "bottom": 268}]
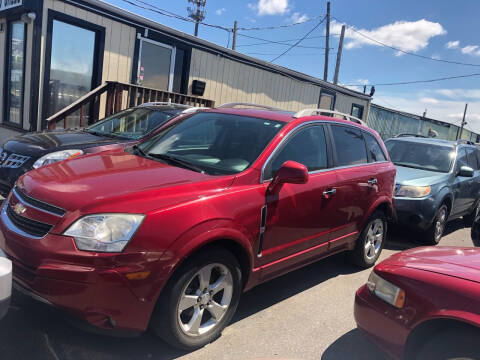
[
  {"left": 415, "top": 327, "right": 480, "bottom": 360},
  {"left": 349, "top": 211, "right": 386, "bottom": 268},
  {"left": 464, "top": 202, "right": 479, "bottom": 227},
  {"left": 151, "top": 248, "right": 242, "bottom": 350},
  {"left": 426, "top": 205, "right": 448, "bottom": 245}
]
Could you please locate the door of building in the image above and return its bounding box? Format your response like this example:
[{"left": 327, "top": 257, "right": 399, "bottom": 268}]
[{"left": 137, "top": 38, "right": 176, "bottom": 92}]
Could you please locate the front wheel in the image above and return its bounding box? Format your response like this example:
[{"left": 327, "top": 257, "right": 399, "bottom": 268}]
[
  {"left": 349, "top": 211, "right": 387, "bottom": 268},
  {"left": 151, "top": 248, "right": 242, "bottom": 350},
  {"left": 426, "top": 205, "right": 448, "bottom": 245}
]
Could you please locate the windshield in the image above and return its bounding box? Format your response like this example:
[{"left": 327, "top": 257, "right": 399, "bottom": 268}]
[
  {"left": 86, "top": 107, "right": 181, "bottom": 140},
  {"left": 137, "top": 112, "right": 285, "bottom": 175},
  {"left": 386, "top": 140, "right": 455, "bottom": 173}
]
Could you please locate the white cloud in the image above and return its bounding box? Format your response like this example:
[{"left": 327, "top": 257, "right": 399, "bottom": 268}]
[
  {"left": 215, "top": 8, "right": 226, "bottom": 15},
  {"left": 461, "top": 45, "right": 479, "bottom": 54},
  {"left": 419, "top": 97, "right": 440, "bottom": 104},
  {"left": 357, "top": 79, "right": 370, "bottom": 85},
  {"left": 248, "top": 0, "right": 289, "bottom": 16},
  {"left": 289, "top": 12, "right": 308, "bottom": 23},
  {"left": 330, "top": 19, "right": 446, "bottom": 53},
  {"left": 435, "top": 88, "right": 480, "bottom": 100},
  {"left": 445, "top": 40, "right": 460, "bottom": 49}
]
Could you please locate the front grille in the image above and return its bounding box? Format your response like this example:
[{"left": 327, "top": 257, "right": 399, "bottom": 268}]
[
  {"left": 6, "top": 204, "right": 53, "bottom": 238},
  {"left": 0, "top": 153, "right": 30, "bottom": 169},
  {"left": 14, "top": 187, "right": 65, "bottom": 216}
]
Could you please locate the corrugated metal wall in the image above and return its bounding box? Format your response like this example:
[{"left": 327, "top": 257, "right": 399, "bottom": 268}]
[
  {"left": 188, "top": 48, "right": 370, "bottom": 116},
  {"left": 39, "top": 0, "right": 137, "bottom": 125},
  {"left": 368, "top": 104, "right": 479, "bottom": 142}
]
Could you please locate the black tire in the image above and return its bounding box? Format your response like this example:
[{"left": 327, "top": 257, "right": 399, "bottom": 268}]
[
  {"left": 415, "top": 327, "right": 480, "bottom": 360},
  {"left": 150, "top": 248, "right": 242, "bottom": 350},
  {"left": 349, "top": 211, "right": 387, "bottom": 268},
  {"left": 464, "top": 202, "right": 479, "bottom": 227},
  {"left": 425, "top": 204, "right": 448, "bottom": 245}
]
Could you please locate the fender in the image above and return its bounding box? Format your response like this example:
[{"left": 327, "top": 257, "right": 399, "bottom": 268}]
[
  {"left": 364, "top": 195, "right": 393, "bottom": 223},
  {"left": 159, "top": 218, "right": 255, "bottom": 287}
]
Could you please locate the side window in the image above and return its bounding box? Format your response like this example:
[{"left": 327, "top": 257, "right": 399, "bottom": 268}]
[
  {"left": 466, "top": 148, "right": 479, "bottom": 170},
  {"left": 331, "top": 125, "right": 368, "bottom": 166},
  {"left": 365, "top": 132, "right": 387, "bottom": 162},
  {"left": 264, "top": 126, "right": 328, "bottom": 180},
  {"left": 457, "top": 148, "right": 468, "bottom": 169}
]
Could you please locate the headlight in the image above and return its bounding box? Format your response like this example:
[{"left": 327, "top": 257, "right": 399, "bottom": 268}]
[
  {"left": 33, "top": 149, "right": 84, "bottom": 169},
  {"left": 64, "top": 214, "right": 145, "bottom": 252},
  {"left": 367, "top": 271, "right": 406, "bottom": 308},
  {"left": 396, "top": 185, "right": 431, "bottom": 198}
]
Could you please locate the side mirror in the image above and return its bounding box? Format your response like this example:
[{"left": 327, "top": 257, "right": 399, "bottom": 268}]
[
  {"left": 458, "top": 165, "right": 474, "bottom": 178},
  {"left": 267, "top": 161, "right": 309, "bottom": 193}
]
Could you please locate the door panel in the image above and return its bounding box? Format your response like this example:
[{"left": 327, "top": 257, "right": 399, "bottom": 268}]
[
  {"left": 259, "top": 125, "right": 337, "bottom": 273},
  {"left": 138, "top": 40, "right": 174, "bottom": 91},
  {"left": 453, "top": 148, "right": 475, "bottom": 215}
]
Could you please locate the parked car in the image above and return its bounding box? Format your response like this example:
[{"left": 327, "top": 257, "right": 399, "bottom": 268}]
[
  {"left": 0, "top": 106, "right": 395, "bottom": 349},
  {"left": 0, "top": 103, "right": 200, "bottom": 197},
  {"left": 0, "top": 249, "right": 12, "bottom": 320},
  {"left": 355, "top": 246, "right": 480, "bottom": 360},
  {"left": 385, "top": 135, "right": 480, "bottom": 244}
]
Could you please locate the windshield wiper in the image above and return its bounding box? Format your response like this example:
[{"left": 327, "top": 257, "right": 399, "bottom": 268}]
[
  {"left": 147, "top": 153, "right": 206, "bottom": 174},
  {"left": 132, "top": 144, "right": 147, "bottom": 157},
  {"left": 85, "top": 129, "right": 130, "bottom": 140}
]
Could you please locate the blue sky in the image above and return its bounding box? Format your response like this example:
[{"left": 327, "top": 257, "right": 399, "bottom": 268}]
[{"left": 105, "top": 0, "right": 480, "bottom": 132}]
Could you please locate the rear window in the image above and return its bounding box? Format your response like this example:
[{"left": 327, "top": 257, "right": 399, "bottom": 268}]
[
  {"left": 365, "top": 132, "right": 387, "bottom": 162},
  {"left": 331, "top": 125, "right": 368, "bottom": 166}
]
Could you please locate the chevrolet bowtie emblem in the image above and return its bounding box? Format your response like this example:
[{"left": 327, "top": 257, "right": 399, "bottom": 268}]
[{"left": 13, "top": 203, "right": 27, "bottom": 215}]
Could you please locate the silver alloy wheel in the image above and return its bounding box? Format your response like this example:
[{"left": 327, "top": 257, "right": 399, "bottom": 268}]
[
  {"left": 364, "top": 219, "right": 384, "bottom": 261},
  {"left": 177, "top": 263, "right": 233, "bottom": 337},
  {"left": 435, "top": 207, "right": 447, "bottom": 241}
]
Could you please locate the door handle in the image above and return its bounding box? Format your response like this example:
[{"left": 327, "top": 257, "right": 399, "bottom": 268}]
[
  {"left": 367, "top": 178, "right": 378, "bottom": 186},
  {"left": 323, "top": 188, "right": 337, "bottom": 198}
]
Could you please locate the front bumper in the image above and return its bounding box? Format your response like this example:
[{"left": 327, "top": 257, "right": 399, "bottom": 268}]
[
  {"left": 0, "top": 207, "right": 168, "bottom": 332},
  {"left": 354, "top": 285, "right": 409, "bottom": 360},
  {"left": 394, "top": 196, "right": 438, "bottom": 231}
]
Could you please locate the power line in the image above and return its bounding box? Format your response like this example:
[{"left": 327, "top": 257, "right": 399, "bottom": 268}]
[
  {"left": 237, "top": 32, "right": 330, "bottom": 50},
  {"left": 343, "top": 73, "right": 480, "bottom": 86},
  {"left": 245, "top": 51, "right": 336, "bottom": 56},
  {"left": 332, "top": 16, "right": 480, "bottom": 68},
  {"left": 270, "top": 16, "right": 327, "bottom": 62},
  {"left": 237, "top": 35, "right": 340, "bottom": 48},
  {"left": 237, "top": 15, "right": 324, "bottom": 31},
  {"left": 120, "top": 0, "right": 231, "bottom": 32}
]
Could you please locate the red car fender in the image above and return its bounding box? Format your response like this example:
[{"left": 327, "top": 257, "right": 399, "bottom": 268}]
[
  {"left": 159, "top": 218, "right": 255, "bottom": 287},
  {"left": 364, "top": 196, "right": 393, "bottom": 223},
  {"left": 413, "top": 310, "right": 480, "bottom": 330}
]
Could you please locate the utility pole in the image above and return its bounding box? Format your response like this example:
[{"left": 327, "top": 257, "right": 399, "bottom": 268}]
[
  {"left": 232, "top": 20, "right": 238, "bottom": 50},
  {"left": 458, "top": 103, "right": 468, "bottom": 140},
  {"left": 187, "top": 0, "right": 207, "bottom": 37},
  {"left": 333, "top": 24, "right": 345, "bottom": 85},
  {"left": 323, "top": 1, "right": 330, "bottom": 82}
]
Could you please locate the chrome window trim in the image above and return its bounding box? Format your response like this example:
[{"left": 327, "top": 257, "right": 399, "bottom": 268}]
[
  {"left": 1, "top": 203, "right": 44, "bottom": 240},
  {"left": 260, "top": 121, "right": 387, "bottom": 183},
  {"left": 12, "top": 188, "right": 65, "bottom": 218}
]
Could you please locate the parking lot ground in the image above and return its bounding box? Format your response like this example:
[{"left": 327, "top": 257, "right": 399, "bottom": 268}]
[{"left": 0, "top": 220, "right": 475, "bottom": 360}]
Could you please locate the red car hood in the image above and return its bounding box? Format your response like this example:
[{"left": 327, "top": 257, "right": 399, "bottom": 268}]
[
  {"left": 17, "top": 151, "right": 234, "bottom": 214},
  {"left": 383, "top": 246, "right": 480, "bottom": 283}
]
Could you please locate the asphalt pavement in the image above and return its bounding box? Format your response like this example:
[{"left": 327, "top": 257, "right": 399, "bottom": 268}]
[{"left": 0, "top": 220, "right": 475, "bottom": 360}]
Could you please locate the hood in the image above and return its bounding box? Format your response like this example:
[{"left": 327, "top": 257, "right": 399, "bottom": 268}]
[
  {"left": 17, "top": 151, "right": 234, "bottom": 214},
  {"left": 395, "top": 165, "right": 449, "bottom": 186},
  {"left": 382, "top": 246, "right": 480, "bottom": 283},
  {"left": 2, "top": 130, "right": 126, "bottom": 157}
]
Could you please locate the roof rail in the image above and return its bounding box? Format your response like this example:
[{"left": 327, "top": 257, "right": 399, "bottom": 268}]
[
  {"left": 139, "top": 102, "right": 191, "bottom": 108},
  {"left": 394, "top": 133, "right": 428, "bottom": 138},
  {"left": 217, "top": 102, "right": 281, "bottom": 111},
  {"left": 293, "top": 109, "right": 365, "bottom": 125},
  {"left": 181, "top": 107, "right": 210, "bottom": 114},
  {"left": 456, "top": 139, "right": 475, "bottom": 145}
]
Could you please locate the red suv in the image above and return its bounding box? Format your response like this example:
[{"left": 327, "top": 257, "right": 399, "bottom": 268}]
[{"left": 0, "top": 106, "right": 395, "bottom": 349}]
